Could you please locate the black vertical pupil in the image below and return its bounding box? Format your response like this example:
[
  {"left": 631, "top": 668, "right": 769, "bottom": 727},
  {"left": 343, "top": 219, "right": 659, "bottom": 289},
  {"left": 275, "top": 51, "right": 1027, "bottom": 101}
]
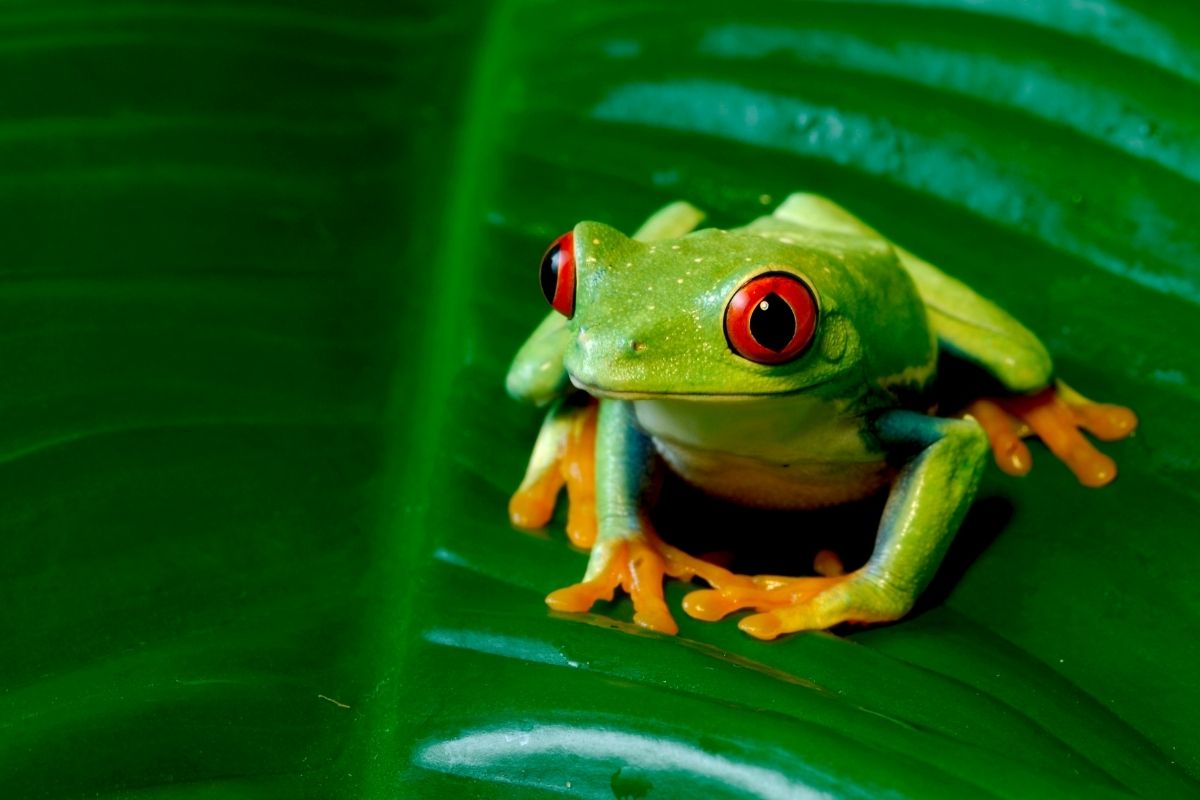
[
  {"left": 540, "top": 244, "right": 563, "bottom": 305},
  {"left": 749, "top": 293, "right": 796, "bottom": 352}
]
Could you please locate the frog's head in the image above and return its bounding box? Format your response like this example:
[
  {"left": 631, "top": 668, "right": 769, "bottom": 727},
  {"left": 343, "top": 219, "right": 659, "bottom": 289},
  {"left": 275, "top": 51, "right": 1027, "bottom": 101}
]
[{"left": 539, "top": 220, "right": 909, "bottom": 400}]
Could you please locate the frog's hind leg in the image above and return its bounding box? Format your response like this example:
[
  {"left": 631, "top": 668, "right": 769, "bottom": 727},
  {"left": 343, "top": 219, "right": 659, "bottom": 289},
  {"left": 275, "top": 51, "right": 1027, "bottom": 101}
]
[
  {"left": 965, "top": 380, "right": 1137, "bottom": 487},
  {"left": 773, "top": 193, "right": 1054, "bottom": 392},
  {"left": 632, "top": 200, "right": 705, "bottom": 242},
  {"left": 774, "top": 193, "right": 1138, "bottom": 487},
  {"left": 509, "top": 397, "right": 598, "bottom": 549}
]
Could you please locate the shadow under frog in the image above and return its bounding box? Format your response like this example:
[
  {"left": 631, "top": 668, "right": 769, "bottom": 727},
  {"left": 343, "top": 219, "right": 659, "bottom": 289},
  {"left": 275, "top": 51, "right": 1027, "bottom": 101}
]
[{"left": 650, "top": 469, "right": 1015, "bottom": 625}]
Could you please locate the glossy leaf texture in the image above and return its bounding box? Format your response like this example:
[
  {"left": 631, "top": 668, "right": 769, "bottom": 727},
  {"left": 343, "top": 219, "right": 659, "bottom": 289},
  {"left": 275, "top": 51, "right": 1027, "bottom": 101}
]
[{"left": 2, "top": 1, "right": 1198, "bottom": 798}]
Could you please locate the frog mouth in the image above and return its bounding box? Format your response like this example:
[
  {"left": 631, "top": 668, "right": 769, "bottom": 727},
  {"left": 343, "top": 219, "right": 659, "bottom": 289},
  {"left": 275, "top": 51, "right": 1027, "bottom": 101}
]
[{"left": 567, "top": 374, "right": 834, "bottom": 401}]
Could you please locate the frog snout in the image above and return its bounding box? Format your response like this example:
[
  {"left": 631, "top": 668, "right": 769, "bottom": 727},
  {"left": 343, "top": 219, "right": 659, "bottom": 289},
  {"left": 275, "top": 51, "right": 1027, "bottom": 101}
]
[{"left": 572, "top": 330, "right": 648, "bottom": 368}]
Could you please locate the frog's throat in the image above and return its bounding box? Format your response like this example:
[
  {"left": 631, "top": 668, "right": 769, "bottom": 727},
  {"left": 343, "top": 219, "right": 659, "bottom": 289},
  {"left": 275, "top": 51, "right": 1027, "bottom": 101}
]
[{"left": 567, "top": 373, "right": 837, "bottom": 402}]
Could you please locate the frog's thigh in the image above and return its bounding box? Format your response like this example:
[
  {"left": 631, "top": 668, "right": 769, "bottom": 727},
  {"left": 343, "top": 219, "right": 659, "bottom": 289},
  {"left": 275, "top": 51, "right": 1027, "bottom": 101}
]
[
  {"left": 633, "top": 200, "right": 705, "bottom": 242},
  {"left": 775, "top": 193, "right": 1052, "bottom": 392},
  {"left": 772, "top": 193, "right": 878, "bottom": 236}
]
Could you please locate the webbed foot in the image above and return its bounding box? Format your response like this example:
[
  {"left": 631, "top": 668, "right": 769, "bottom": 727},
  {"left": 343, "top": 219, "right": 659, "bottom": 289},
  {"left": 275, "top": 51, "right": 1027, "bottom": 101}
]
[
  {"left": 509, "top": 401, "right": 598, "bottom": 548},
  {"left": 965, "top": 380, "right": 1137, "bottom": 487},
  {"left": 665, "top": 547, "right": 905, "bottom": 640},
  {"left": 545, "top": 536, "right": 677, "bottom": 634}
]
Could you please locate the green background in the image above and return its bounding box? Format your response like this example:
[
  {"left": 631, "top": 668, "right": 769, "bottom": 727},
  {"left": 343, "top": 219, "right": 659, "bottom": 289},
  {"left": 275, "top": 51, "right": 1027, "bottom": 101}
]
[{"left": 1, "top": 1, "right": 1197, "bottom": 797}]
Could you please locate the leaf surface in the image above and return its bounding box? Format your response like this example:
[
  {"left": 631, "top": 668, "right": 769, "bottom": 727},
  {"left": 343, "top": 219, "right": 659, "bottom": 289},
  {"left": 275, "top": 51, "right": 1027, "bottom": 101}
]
[{"left": 2, "top": 1, "right": 1197, "bottom": 798}]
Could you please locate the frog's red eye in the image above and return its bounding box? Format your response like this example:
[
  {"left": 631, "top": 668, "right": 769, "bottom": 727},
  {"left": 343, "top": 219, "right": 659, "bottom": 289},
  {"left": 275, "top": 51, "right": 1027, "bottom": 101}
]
[
  {"left": 540, "top": 231, "right": 575, "bottom": 318},
  {"left": 724, "top": 273, "right": 817, "bottom": 364}
]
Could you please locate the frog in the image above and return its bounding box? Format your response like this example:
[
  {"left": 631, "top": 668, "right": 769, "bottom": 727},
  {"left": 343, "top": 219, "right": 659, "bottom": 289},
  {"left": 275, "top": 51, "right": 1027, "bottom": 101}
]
[{"left": 505, "top": 193, "right": 1137, "bottom": 640}]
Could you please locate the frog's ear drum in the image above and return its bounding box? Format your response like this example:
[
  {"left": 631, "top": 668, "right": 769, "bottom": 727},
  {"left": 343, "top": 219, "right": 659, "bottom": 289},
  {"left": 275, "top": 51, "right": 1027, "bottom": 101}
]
[
  {"left": 725, "top": 273, "right": 818, "bottom": 365},
  {"left": 540, "top": 231, "right": 576, "bottom": 318}
]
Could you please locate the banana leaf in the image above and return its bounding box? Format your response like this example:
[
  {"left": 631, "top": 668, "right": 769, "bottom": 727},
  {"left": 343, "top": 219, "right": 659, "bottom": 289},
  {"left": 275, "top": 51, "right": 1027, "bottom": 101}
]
[{"left": 2, "top": 1, "right": 1197, "bottom": 797}]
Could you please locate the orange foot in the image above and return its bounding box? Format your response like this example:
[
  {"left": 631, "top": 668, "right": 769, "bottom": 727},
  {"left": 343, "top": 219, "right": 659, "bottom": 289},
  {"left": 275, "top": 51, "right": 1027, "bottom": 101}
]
[
  {"left": 652, "top": 540, "right": 898, "bottom": 640},
  {"left": 965, "top": 381, "right": 1137, "bottom": 488},
  {"left": 545, "top": 537, "right": 677, "bottom": 634},
  {"left": 508, "top": 401, "right": 598, "bottom": 548},
  {"left": 698, "top": 573, "right": 857, "bottom": 640}
]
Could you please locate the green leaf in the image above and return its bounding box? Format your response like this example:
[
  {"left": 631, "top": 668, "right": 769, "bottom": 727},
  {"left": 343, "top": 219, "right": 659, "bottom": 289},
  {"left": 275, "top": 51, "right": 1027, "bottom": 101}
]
[{"left": 2, "top": 1, "right": 1197, "bottom": 798}]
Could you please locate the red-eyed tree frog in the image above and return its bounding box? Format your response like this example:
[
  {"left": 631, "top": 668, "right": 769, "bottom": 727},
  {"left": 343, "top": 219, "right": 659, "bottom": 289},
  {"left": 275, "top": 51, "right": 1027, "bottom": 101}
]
[{"left": 505, "top": 194, "right": 1137, "bottom": 640}]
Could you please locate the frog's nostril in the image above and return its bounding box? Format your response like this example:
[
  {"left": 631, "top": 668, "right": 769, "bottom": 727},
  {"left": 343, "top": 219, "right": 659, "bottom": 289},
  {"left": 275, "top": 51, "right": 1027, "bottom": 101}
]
[{"left": 631, "top": 340, "right": 648, "bottom": 353}]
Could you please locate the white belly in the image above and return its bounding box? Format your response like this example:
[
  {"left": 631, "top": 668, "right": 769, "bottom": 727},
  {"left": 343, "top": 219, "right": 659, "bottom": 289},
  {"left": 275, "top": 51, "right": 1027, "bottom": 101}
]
[{"left": 632, "top": 395, "right": 891, "bottom": 509}]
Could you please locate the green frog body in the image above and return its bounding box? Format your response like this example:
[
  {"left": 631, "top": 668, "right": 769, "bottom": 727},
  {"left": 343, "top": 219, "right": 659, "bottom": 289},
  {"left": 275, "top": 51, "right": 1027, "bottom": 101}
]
[{"left": 506, "top": 194, "right": 1135, "bottom": 639}]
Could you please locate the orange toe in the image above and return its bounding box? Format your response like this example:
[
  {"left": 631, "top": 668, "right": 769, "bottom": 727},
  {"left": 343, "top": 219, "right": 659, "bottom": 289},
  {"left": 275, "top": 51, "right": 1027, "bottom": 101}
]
[
  {"left": 1021, "top": 392, "right": 1118, "bottom": 487},
  {"left": 647, "top": 530, "right": 754, "bottom": 589},
  {"left": 562, "top": 405, "right": 598, "bottom": 548},
  {"left": 1072, "top": 402, "right": 1138, "bottom": 442},
  {"left": 546, "top": 538, "right": 678, "bottom": 635},
  {"left": 966, "top": 398, "right": 1033, "bottom": 476},
  {"left": 682, "top": 572, "right": 854, "bottom": 630},
  {"left": 681, "top": 589, "right": 742, "bottom": 622},
  {"left": 624, "top": 539, "right": 677, "bottom": 634},
  {"left": 1064, "top": 444, "right": 1117, "bottom": 488},
  {"left": 510, "top": 401, "right": 599, "bottom": 544},
  {"left": 739, "top": 612, "right": 784, "bottom": 640},
  {"left": 813, "top": 549, "right": 845, "bottom": 578},
  {"left": 509, "top": 469, "right": 564, "bottom": 530},
  {"left": 564, "top": 503, "right": 597, "bottom": 550},
  {"left": 545, "top": 568, "right": 619, "bottom": 614},
  {"left": 967, "top": 384, "right": 1136, "bottom": 488}
]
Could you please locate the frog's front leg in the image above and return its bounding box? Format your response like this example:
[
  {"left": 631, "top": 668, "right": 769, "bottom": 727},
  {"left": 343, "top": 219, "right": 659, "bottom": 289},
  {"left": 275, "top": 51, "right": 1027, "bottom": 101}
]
[
  {"left": 682, "top": 412, "right": 989, "bottom": 640},
  {"left": 544, "top": 400, "right": 680, "bottom": 635}
]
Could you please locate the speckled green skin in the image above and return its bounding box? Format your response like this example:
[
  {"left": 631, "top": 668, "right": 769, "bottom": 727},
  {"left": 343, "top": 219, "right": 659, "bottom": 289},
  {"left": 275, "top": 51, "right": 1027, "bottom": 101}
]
[
  {"left": 567, "top": 219, "right": 934, "bottom": 404},
  {"left": 508, "top": 194, "right": 1053, "bottom": 629}
]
